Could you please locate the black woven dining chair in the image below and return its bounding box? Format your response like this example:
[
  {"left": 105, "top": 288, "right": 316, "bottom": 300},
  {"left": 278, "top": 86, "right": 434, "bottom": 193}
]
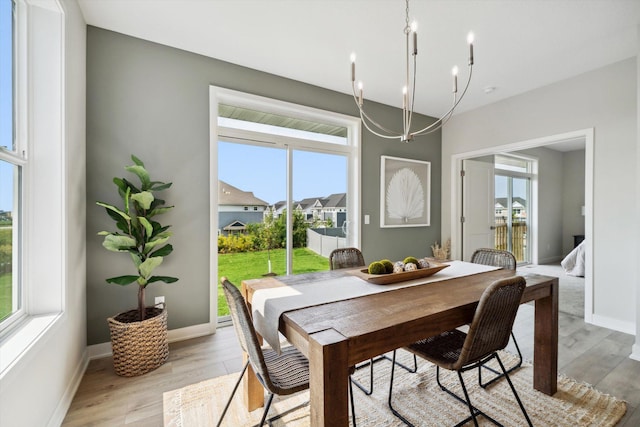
[
  {"left": 328, "top": 247, "right": 417, "bottom": 396},
  {"left": 388, "top": 276, "right": 533, "bottom": 427},
  {"left": 470, "top": 248, "right": 523, "bottom": 387},
  {"left": 218, "top": 278, "right": 357, "bottom": 426}
]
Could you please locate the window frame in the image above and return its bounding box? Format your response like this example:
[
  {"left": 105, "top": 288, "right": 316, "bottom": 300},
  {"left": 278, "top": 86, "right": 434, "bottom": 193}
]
[
  {"left": 209, "top": 86, "right": 361, "bottom": 327},
  {"left": 0, "top": 0, "right": 26, "bottom": 333},
  {"left": 0, "top": 0, "right": 65, "bottom": 373}
]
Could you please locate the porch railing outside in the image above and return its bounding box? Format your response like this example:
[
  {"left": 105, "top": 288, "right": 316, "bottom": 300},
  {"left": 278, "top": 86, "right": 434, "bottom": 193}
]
[{"left": 494, "top": 218, "right": 527, "bottom": 262}]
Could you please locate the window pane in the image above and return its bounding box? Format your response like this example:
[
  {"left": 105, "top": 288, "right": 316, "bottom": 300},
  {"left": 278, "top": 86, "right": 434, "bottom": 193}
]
[
  {"left": 0, "top": 159, "right": 18, "bottom": 322},
  {"left": 0, "top": 0, "right": 14, "bottom": 151},
  {"left": 217, "top": 141, "right": 286, "bottom": 317}
]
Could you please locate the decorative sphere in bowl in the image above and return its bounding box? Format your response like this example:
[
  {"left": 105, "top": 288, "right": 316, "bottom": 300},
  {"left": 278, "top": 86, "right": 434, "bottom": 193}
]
[{"left": 404, "top": 262, "right": 418, "bottom": 271}]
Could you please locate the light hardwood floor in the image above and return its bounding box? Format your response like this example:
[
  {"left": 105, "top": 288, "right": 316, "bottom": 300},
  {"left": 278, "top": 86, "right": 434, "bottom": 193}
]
[{"left": 62, "top": 305, "right": 640, "bottom": 426}]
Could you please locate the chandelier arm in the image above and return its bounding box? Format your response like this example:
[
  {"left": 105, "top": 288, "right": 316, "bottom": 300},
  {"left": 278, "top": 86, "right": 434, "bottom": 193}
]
[
  {"left": 351, "top": 82, "right": 404, "bottom": 136},
  {"left": 413, "top": 65, "right": 473, "bottom": 136},
  {"left": 360, "top": 116, "right": 404, "bottom": 140}
]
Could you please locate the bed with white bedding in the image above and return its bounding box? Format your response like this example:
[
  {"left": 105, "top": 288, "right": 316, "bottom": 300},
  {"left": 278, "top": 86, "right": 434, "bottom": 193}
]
[{"left": 561, "top": 240, "right": 585, "bottom": 277}]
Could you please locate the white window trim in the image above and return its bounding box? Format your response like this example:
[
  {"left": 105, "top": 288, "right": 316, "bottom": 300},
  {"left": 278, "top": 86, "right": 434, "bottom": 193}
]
[
  {"left": 209, "top": 87, "right": 361, "bottom": 328},
  {"left": 0, "top": 0, "right": 65, "bottom": 378}
]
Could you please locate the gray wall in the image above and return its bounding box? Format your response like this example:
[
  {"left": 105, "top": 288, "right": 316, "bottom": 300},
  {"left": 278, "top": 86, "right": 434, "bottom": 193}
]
[
  {"left": 86, "top": 27, "right": 442, "bottom": 345},
  {"left": 513, "top": 146, "right": 564, "bottom": 264},
  {"left": 562, "top": 150, "right": 586, "bottom": 255},
  {"left": 442, "top": 58, "right": 637, "bottom": 331}
]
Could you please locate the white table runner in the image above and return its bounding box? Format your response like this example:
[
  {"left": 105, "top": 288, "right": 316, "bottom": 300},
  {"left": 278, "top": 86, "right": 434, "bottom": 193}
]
[{"left": 251, "top": 260, "right": 500, "bottom": 353}]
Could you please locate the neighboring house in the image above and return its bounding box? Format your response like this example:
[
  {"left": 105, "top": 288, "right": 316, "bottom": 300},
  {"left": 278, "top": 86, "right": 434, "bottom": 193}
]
[
  {"left": 269, "top": 192, "right": 347, "bottom": 228},
  {"left": 218, "top": 180, "right": 269, "bottom": 235},
  {"left": 494, "top": 197, "right": 527, "bottom": 221}
]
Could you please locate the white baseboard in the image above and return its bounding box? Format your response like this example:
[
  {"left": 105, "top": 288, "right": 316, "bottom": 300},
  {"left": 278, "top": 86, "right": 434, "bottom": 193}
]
[
  {"left": 47, "top": 349, "right": 89, "bottom": 427},
  {"left": 590, "top": 314, "right": 636, "bottom": 336},
  {"left": 87, "top": 321, "right": 216, "bottom": 360},
  {"left": 631, "top": 344, "right": 640, "bottom": 362}
]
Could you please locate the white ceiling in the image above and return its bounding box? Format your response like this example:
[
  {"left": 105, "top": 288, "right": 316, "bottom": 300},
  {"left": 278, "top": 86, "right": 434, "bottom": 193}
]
[{"left": 77, "top": 0, "right": 640, "bottom": 119}]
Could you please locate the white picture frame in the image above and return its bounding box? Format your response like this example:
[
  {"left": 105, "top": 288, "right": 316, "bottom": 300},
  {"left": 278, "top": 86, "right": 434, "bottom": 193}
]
[{"left": 380, "top": 155, "right": 431, "bottom": 228}]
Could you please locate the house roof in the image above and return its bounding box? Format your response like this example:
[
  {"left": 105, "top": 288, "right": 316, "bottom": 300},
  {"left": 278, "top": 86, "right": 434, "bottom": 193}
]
[
  {"left": 495, "top": 197, "right": 527, "bottom": 208},
  {"left": 218, "top": 180, "right": 268, "bottom": 207}
]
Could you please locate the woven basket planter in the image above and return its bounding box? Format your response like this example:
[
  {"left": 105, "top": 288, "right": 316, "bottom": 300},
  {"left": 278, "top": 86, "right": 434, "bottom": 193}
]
[{"left": 107, "top": 306, "right": 169, "bottom": 377}]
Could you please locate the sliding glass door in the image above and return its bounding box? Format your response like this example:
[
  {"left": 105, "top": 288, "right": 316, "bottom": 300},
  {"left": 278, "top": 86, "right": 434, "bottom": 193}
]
[
  {"left": 495, "top": 164, "right": 531, "bottom": 262},
  {"left": 211, "top": 89, "right": 359, "bottom": 320}
]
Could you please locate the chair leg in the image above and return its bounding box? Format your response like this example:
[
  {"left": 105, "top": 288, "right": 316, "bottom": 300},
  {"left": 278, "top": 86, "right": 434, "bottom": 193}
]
[
  {"left": 457, "top": 371, "right": 480, "bottom": 427},
  {"left": 382, "top": 351, "right": 418, "bottom": 373},
  {"left": 351, "top": 358, "right": 375, "bottom": 395},
  {"left": 217, "top": 360, "right": 249, "bottom": 427},
  {"left": 258, "top": 393, "right": 275, "bottom": 427},
  {"left": 349, "top": 375, "right": 357, "bottom": 426},
  {"left": 437, "top": 362, "right": 505, "bottom": 427},
  {"left": 479, "top": 332, "right": 524, "bottom": 388},
  {"left": 387, "top": 350, "right": 416, "bottom": 427},
  {"left": 495, "top": 354, "right": 533, "bottom": 427}
]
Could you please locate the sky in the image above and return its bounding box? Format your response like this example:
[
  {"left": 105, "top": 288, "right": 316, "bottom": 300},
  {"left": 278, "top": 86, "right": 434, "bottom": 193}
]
[
  {"left": 495, "top": 175, "right": 527, "bottom": 199},
  {"left": 1, "top": 0, "right": 13, "bottom": 212},
  {"left": 218, "top": 141, "right": 347, "bottom": 205}
]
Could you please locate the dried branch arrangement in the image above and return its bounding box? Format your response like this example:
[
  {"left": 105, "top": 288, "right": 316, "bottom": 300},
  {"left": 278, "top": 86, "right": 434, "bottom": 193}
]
[{"left": 431, "top": 238, "right": 451, "bottom": 260}]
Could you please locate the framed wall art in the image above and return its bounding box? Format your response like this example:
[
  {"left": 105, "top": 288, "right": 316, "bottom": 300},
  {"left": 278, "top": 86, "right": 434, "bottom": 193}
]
[{"left": 380, "top": 155, "right": 431, "bottom": 228}]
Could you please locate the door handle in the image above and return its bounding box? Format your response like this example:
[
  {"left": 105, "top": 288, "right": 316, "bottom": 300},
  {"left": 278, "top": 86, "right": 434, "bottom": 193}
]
[{"left": 489, "top": 226, "right": 496, "bottom": 230}]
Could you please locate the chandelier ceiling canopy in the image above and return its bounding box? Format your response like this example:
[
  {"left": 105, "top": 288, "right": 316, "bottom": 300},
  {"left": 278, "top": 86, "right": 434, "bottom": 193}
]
[{"left": 350, "top": 0, "right": 475, "bottom": 143}]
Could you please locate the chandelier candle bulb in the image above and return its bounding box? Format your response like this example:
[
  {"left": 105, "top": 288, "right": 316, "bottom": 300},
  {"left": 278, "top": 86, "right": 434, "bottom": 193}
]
[
  {"left": 468, "top": 32, "right": 474, "bottom": 66},
  {"left": 452, "top": 66, "right": 458, "bottom": 93},
  {"left": 358, "top": 81, "right": 363, "bottom": 106},
  {"left": 350, "top": 53, "right": 356, "bottom": 82},
  {"left": 412, "top": 29, "right": 417, "bottom": 55}
]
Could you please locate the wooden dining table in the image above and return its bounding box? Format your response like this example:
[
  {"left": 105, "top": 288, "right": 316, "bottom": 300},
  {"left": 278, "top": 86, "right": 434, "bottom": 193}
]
[{"left": 241, "top": 265, "right": 558, "bottom": 427}]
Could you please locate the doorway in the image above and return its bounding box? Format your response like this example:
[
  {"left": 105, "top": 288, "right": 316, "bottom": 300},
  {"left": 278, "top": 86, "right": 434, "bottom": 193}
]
[{"left": 452, "top": 128, "right": 594, "bottom": 322}]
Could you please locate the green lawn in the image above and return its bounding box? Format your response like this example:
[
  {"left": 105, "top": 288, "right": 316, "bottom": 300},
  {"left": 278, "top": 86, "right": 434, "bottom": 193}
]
[
  {"left": 217, "top": 248, "right": 329, "bottom": 316},
  {"left": 0, "top": 273, "right": 12, "bottom": 321}
]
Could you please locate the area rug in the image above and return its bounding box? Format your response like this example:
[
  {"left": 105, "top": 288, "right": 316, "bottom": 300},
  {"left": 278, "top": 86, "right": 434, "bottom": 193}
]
[
  {"left": 519, "top": 263, "right": 585, "bottom": 318},
  {"left": 163, "top": 351, "right": 626, "bottom": 426}
]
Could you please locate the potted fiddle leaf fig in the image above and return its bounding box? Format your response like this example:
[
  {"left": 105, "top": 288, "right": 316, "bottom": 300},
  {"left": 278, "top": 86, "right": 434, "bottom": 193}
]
[{"left": 96, "top": 155, "right": 178, "bottom": 376}]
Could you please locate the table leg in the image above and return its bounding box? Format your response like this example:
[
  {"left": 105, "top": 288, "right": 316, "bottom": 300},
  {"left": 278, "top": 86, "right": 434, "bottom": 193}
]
[
  {"left": 240, "top": 281, "right": 265, "bottom": 411},
  {"left": 242, "top": 352, "right": 265, "bottom": 411},
  {"left": 533, "top": 278, "right": 559, "bottom": 395},
  {"left": 309, "top": 329, "right": 350, "bottom": 427}
]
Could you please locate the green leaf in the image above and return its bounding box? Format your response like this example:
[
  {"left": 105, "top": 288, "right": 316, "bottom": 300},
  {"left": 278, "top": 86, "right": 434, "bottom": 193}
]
[
  {"left": 113, "top": 177, "right": 127, "bottom": 193},
  {"left": 124, "top": 186, "right": 131, "bottom": 215},
  {"left": 102, "top": 234, "right": 137, "bottom": 252},
  {"left": 130, "top": 252, "right": 142, "bottom": 267},
  {"left": 130, "top": 191, "right": 154, "bottom": 210},
  {"left": 150, "top": 244, "right": 173, "bottom": 258},
  {"left": 97, "top": 202, "right": 131, "bottom": 221},
  {"left": 144, "top": 234, "right": 171, "bottom": 253},
  {"left": 126, "top": 165, "right": 151, "bottom": 190},
  {"left": 106, "top": 275, "right": 139, "bottom": 286},
  {"left": 139, "top": 256, "right": 163, "bottom": 279},
  {"left": 147, "top": 276, "right": 179, "bottom": 284},
  {"left": 150, "top": 182, "right": 172, "bottom": 191},
  {"left": 121, "top": 178, "right": 141, "bottom": 194},
  {"left": 148, "top": 206, "right": 173, "bottom": 217},
  {"left": 138, "top": 216, "right": 154, "bottom": 238},
  {"left": 131, "top": 155, "right": 144, "bottom": 167}
]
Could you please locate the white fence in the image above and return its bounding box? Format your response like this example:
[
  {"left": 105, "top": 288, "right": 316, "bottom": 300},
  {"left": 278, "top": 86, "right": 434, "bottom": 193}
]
[{"left": 306, "top": 228, "right": 347, "bottom": 258}]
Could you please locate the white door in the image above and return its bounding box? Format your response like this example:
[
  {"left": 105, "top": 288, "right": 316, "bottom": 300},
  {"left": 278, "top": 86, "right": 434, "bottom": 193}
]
[{"left": 462, "top": 158, "right": 495, "bottom": 261}]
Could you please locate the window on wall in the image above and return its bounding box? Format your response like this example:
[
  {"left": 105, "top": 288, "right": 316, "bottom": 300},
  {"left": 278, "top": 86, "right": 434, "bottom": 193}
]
[
  {"left": 0, "top": 0, "right": 23, "bottom": 330},
  {"left": 211, "top": 88, "right": 361, "bottom": 321}
]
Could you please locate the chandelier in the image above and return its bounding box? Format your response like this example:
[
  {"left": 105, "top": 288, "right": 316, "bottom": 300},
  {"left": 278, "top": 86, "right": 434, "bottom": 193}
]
[{"left": 350, "top": 0, "right": 475, "bottom": 143}]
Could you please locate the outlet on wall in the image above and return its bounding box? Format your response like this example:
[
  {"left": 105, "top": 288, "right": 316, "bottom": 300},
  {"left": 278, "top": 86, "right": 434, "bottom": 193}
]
[{"left": 155, "top": 296, "right": 165, "bottom": 306}]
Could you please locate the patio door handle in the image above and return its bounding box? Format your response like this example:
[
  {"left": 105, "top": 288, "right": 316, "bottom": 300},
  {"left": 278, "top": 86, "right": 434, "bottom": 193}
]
[{"left": 489, "top": 225, "right": 496, "bottom": 230}]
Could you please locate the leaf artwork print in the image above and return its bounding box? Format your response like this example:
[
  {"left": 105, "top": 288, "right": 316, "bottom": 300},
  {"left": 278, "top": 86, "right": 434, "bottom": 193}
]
[{"left": 386, "top": 167, "right": 425, "bottom": 222}]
